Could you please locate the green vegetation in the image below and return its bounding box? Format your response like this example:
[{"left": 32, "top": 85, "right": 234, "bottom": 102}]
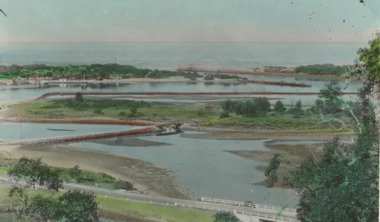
[
  {"left": 212, "top": 212, "right": 241, "bottom": 222},
  {"left": 359, "top": 36, "right": 380, "bottom": 81},
  {"left": 7, "top": 158, "right": 99, "bottom": 221},
  {"left": 8, "top": 187, "right": 99, "bottom": 222},
  {"left": 0, "top": 186, "right": 214, "bottom": 222},
  {"left": 286, "top": 38, "right": 379, "bottom": 222},
  {"left": 294, "top": 64, "right": 348, "bottom": 75},
  {"left": 7, "top": 158, "right": 133, "bottom": 190},
  {"left": 98, "top": 196, "right": 214, "bottom": 222},
  {"left": 58, "top": 165, "right": 134, "bottom": 190},
  {"left": 318, "top": 80, "right": 343, "bottom": 114},
  {"left": 264, "top": 154, "right": 281, "bottom": 188},
  {"left": 8, "top": 157, "right": 63, "bottom": 191},
  {"left": 274, "top": 100, "right": 286, "bottom": 113},
  {"left": 0, "top": 64, "right": 191, "bottom": 80},
  {"left": 221, "top": 98, "right": 271, "bottom": 116},
  {"left": 10, "top": 95, "right": 358, "bottom": 133}
]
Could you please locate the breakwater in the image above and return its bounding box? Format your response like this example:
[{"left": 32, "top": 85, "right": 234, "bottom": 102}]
[{"left": 36, "top": 91, "right": 358, "bottom": 100}]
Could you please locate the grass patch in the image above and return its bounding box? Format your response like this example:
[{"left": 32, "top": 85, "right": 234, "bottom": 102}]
[
  {"left": 97, "top": 196, "right": 214, "bottom": 222},
  {"left": 0, "top": 186, "right": 213, "bottom": 222},
  {"left": 9, "top": 99, "right": 356, "bottom": 132}
]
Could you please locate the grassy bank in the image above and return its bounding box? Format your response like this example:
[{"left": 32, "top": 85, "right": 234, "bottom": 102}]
[
  {"left": 97, "top": 196, "right": 214, "bottom": 222},
  {"left": 0, "top": 187, "right": 214, "bottom": 222},
  {"left": 7, "top": 98, "right": 356, "bottom": 133},
  {"left": 0, "top": 160, "right": 133, "bottom": 191}
]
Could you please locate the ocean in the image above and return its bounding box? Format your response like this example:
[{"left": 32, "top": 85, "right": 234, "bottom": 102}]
[{"left": 0, "top": 42, "right": 367, "bottom": 70}]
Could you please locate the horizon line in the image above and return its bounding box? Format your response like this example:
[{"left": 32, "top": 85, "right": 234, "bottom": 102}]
[{"left": 0, "top": 40, "right": 369, "bottom": 45}]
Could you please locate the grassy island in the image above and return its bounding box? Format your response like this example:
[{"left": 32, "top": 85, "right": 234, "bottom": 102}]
[{"left": 7, "top": 95, "right": 358, "bottom": 134}]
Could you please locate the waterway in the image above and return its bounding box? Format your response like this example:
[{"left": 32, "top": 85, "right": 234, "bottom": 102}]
[
  {"left": 0, "top": 121, "right": 323, "bottom": 207},
  {"left": 0, "top": 75, "right": 360, "bottom": 105},
  {"left": 0, "top": 79, "right": 359, "bottom": 207}
]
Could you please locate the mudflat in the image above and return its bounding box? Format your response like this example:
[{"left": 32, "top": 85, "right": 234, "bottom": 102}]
[{"left": 0, "top": 144, "right": 188, "bottom": 199}]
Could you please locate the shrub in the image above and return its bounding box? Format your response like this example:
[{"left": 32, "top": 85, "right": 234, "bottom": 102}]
[
  {"left": 93, "top": 109, "right": 104, "bottom": 115},
  {"left": 274, "top": 100, "right": 286, "bottom": 113},
  {"left": 219, "top": 111, "right": 230, "bottom": 119},
  {"left": 113, "top": 180, "right": 134, "bottom": 190}
]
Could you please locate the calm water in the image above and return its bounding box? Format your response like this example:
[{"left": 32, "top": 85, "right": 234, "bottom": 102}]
[
  {"left": 0, "top": 43, "right": 365, "bottom": 68},
  {"left": 0, "top": 77, "right": 360, "bottom": 105},
  {"left": 0, "top": 122, "right": 303, "bottom": 207},
  {"left": 0, "top": 42, "right": 362, "bottom": 207},
  {"left": 0, "top": 123, "right": 135, "bottom": 140}
]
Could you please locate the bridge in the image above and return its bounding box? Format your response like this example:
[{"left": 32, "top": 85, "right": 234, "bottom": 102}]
[{"left": 1, "top": 124, "right": 184, "bottom": 146}]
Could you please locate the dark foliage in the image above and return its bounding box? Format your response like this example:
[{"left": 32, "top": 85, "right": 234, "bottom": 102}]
[
  {"left": 289, "top": 39, "right": 379, "bottom": 222},
  {"left": 221, "top": 97, "right": 271, "bottom": 116},
  {"left": 213, "top": 212, "right": 240, "bottom": 222},
  {"left": 17, "top": 190, "right": 99, "bottom": 222},
  {"left": 265, "top": 154, "right": 281, "bottom": 187},
  {"left": 113, "top": 180, "right": 134, "bottom": 190},
  {"left": 274, "top": 100, "right": 286, "bottom": 113},
  {"left": 294, "top": 64, "right": 348, "bottom": 75},
  {"left": 8, "top": 158, "right": 63, "bottom": 191}
]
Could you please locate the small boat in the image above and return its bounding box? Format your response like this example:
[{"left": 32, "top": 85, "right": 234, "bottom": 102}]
[{"left": 47, "top": 128, "right": 76, "bottom": 132}]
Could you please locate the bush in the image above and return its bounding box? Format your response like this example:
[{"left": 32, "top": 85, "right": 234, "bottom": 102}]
[
  {"left": 130, "top": 107, "right": 137, "bottom": 116},
  {"left": 219, "top": 111, "right": 230, "bottom": 119},
  {"left": 213, "top": 212, "right": 240, "bottom": 222},
  {"left": 8, "top": 158, "right": 63, "bottom": 191},
  {"left": 274, "top": 100, "right": 286, "bottom": 113},
  {"left": 253, "top": 97, "right": 271, "bottom": 113},
  {"left": 93, "top": 109, "right": 104, "bottom": 115},
  {"left": 265, "top": 154, "right": 281, "bottom": 188},
  {"left": 113, "top": 180, "right": 134, "bottom": 190},
  {"left": 75, "top": 92, "right": 83, "bottom": 102}
]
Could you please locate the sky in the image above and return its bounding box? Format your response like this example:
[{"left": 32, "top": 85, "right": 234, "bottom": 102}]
[{"left": 0, "top": 0, "right": 379, "bottom": 43}]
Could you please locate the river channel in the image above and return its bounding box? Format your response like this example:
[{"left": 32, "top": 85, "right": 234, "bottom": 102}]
[{"left": 0, "top": 77, "right": 360, "bottom": 207}]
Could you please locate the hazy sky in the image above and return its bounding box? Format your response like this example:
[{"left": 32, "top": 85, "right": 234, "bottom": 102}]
[{"left": 0, "top": 0, "right": 379, "bottom": 43}]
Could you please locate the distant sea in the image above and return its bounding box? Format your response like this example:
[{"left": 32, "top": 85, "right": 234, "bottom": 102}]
[{"left": 0, "top": 42, "right": 368, "bottom": 70}]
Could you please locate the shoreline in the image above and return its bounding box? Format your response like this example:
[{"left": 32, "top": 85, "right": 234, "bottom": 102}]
[
  {"left": 0, "top": 144, "right": 189, "bottom": 199},
  {"left": 0, "top": 116, "right": 356, "bottom": 138}
]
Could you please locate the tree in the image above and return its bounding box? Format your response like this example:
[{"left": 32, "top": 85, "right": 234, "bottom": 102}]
[
  {"left": 289, "top": 38, "right": 379, "bottom": 222},
  {"left": 221, "top": 99, "right": 234, "bottom": 112},
  {"left": 358, "top": 36, "right": 380, "bottom": 82},
  {"left": 56, "top": 190, "right": 99, "bottom": 222},
  {"left": 253, "top": 97, "right": 271, "bottom": 114},
  {"left": 9, "top": 189, "right": 99, "bottom": 222},
  {"left": 319, "top": 80, "right": 343, "bottom": 114},
  {"left": 8, "top": 157, "right": 63, "bottom": 191},
  {"left": 213, "top": 212, "right": 240, "bottom": 222},
  {"left": 8, "top": 187, "right": 30, "bottom": 220},
  {"left": 265, "top": 154, "right": 281, "bottom": 188},
  {"left": 274, "top": 100, "right": 285, "bottom": 113},
  {"left": 289, "top": 136, "right": 378, "bottom": 222},
  {"left": 75, "top": 92, "right": 83, "bottom": 102}
]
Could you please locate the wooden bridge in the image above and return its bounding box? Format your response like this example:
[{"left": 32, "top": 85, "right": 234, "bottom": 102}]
[{"left": 2, "top": 124, "right": 183, "bottom": 146}]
